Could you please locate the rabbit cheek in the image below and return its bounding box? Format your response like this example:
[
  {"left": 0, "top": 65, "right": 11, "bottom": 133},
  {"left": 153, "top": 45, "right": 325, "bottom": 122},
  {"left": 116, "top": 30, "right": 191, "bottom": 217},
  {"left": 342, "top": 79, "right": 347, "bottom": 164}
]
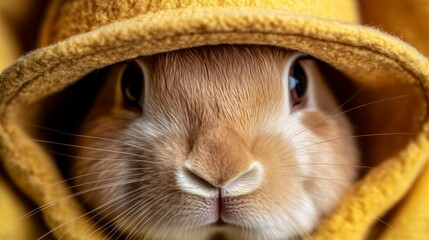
[{"left": 297, "top": 111, "right": 358, "bottom": 216}]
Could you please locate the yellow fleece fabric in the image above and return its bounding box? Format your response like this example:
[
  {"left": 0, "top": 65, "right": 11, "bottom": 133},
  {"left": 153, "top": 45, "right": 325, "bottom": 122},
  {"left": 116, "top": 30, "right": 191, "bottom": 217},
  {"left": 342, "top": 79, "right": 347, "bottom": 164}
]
[
  {"left": 1, "top": 0, "right": 429, "bottom": 239},
  {"left": 359, "top": 1, "right": 429, "bottom": 238},
  {"left": 0, "top": 1, "right": 48, "bottom": 239}
]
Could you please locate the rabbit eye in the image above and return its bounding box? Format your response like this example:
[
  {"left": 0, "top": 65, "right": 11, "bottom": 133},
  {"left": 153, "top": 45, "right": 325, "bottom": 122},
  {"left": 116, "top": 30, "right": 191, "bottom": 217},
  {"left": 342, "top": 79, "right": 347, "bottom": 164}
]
[
  {"left": 287, "top": 54, "right": 310, "bottom": 108},
  {"left": 121, "top": 61, "right": 145, "bottom": 108},
  {"left": 289, "top": 61, "right": 307, "bottom": 104}
]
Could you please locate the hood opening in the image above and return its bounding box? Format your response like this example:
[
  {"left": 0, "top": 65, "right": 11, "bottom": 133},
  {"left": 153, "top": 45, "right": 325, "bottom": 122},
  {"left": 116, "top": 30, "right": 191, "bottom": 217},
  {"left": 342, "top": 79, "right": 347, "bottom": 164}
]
[{"left": 14, "top": 50, "right": 426, "bottom": 239}]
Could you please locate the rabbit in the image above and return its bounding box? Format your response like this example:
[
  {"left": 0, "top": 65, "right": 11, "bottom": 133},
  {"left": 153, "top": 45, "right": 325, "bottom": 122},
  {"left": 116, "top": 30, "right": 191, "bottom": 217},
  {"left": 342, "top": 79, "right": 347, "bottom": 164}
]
[{"left": 70, "top": 45, "right": 358, "bottom": 240}]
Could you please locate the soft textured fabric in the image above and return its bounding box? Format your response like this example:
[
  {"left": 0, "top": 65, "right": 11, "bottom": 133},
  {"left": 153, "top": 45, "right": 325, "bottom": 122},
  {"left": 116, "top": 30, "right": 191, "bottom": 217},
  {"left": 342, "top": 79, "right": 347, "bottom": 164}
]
[
  {"left": 0, "top": 16, "right": 19, "bottom": 71},
  {"left": 0, "top": 170, "right": 45, "bottom": 240},
  {"left": 0, "top": 1, "right": 46, "bottom": 239},
  {"left": 358, "top": 1, "right": 429, "bottom": 238},
  {"left": 1, "top": 0, "right": 429, "bottom": 239},
  {"left": 360, "top": 0, "right": 429, "bottom": 58}
]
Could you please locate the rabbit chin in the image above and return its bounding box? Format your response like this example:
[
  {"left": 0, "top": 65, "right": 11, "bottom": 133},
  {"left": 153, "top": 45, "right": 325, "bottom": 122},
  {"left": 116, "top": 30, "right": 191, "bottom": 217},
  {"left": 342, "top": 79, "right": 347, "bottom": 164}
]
[
  {"left": 117, "top": 194, "right": 318, "bottom": 240},
  {"left": 129, "top": 221, "right": 315, "bottom": 240}
]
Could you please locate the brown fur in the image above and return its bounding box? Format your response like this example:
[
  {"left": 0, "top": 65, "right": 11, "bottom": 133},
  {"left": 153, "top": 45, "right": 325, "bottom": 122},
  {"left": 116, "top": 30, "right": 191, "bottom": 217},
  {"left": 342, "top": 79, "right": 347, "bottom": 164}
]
[{"left": 71, "top": 45, "right": 357, "bottom": 240}]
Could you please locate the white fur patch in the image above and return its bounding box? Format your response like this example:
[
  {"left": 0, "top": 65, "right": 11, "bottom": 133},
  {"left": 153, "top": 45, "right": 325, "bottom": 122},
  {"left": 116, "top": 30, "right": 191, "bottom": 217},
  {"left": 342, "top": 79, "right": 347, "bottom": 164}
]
[
  {"left": 176, "top": 163, "right": 218, "bottom": 198},
  {"left": 222, "top": 162, "right": 264, "bottom": 197}
]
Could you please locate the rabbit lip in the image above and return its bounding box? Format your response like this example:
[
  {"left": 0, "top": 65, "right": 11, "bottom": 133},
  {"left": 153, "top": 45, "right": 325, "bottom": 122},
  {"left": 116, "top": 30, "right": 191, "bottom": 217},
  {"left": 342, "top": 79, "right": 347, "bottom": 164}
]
[
  {"left": 213, "top": 219, "right": 226, "bottom": 226},
  {"left": 211, "top": 190, "right": 227, "bottom": 227}
]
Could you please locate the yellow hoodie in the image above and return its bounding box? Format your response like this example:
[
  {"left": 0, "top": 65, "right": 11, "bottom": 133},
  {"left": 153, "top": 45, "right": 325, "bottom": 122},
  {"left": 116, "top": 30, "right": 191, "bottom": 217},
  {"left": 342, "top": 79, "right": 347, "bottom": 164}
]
[{"left": 1, "top": 0, "right": 429, "bottom": 239}]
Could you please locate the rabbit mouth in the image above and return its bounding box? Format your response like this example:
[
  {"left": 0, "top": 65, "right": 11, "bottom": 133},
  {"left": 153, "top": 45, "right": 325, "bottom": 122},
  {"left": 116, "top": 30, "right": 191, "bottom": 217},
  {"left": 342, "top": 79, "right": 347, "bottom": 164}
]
[
  {"left": 209, "top": 232, "right": 228, "bottom": 240},
  {"left": 212, "top": 218, "right": 227, "bottom": 226}
]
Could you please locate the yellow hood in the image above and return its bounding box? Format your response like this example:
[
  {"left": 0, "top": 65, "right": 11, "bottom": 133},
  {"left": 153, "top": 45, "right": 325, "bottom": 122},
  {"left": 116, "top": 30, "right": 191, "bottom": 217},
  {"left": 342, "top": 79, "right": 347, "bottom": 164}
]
[{"left": 1, "top": 0, "right": 429, "bottom": 239}]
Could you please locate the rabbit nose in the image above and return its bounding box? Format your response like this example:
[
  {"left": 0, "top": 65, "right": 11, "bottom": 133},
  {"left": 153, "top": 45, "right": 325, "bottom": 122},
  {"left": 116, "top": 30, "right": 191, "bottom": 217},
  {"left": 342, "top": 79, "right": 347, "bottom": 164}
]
[{"left": 176, "top": 162, "right": 264, "bottom": 198}]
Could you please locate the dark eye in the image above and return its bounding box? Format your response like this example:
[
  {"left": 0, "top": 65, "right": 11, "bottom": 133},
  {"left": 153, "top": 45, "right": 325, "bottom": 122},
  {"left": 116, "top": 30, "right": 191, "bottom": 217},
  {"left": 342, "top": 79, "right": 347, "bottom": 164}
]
[
  {"left": 288, "top": 57, "right": 308, "bottom": 107},
  {"left": 121, "top": 61, "right": 145, "bottom": 108}
]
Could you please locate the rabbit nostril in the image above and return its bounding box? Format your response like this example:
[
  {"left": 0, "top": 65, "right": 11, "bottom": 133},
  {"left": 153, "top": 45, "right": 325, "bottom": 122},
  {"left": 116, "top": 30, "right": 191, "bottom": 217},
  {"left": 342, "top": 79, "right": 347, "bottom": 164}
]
[
  {"left": 184, "top": 166, "right": 218, "bottom": 188},
  {"left": 222, "top": 162, "right": 264, "bottom": 197},
  {"left": 176, "top": 164, "right": 219, "bottom": 198},
  {"left": 176, "top": 162, "right": 264, "bottom": 198}
]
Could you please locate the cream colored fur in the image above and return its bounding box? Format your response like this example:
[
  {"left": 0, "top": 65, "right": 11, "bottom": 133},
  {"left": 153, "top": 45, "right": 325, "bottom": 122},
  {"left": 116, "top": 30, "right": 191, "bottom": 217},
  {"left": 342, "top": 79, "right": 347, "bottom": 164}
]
[{"left": 71, "top": 45, "right": 357, "bottom": 240}]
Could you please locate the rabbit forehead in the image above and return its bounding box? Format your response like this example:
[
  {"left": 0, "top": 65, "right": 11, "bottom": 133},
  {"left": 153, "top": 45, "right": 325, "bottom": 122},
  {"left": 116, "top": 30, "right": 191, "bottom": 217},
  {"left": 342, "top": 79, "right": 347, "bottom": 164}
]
[{"left": 142, "top": 46, "right": 290, "bottom": 127}]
